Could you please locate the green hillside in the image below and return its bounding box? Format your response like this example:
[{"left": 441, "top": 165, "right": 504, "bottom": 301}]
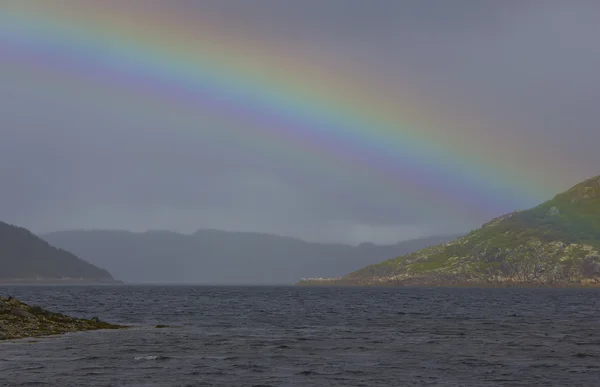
[{"left": 299, "top": 175, "right": 600, "bottom": 287}]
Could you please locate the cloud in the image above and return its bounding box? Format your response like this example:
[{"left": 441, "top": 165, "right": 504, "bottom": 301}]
[{"left": 1, "top": 1, "right": 599, "bottom": 244}]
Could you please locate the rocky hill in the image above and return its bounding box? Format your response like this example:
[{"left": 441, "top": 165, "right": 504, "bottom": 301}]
[
  {"left": 298, "top": 175, "right": 600, "bottom": 287},
  {"left": 0, "top": 222, "right": 115, "bottom": 282}
]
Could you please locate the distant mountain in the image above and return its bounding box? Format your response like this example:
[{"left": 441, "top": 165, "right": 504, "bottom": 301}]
[
  {"left": 42, "top": 229, "right": 460, "bottom": 284},
  {"left": 0, "top": 222, "right": 114, "bottom": 282},
  {"left": 298, "top": 175, "right": 600, "bottom": 287}
]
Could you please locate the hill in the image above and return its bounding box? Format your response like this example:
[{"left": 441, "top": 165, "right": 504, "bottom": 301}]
[
  {"left": 42, "top": 230, "right": 459, "bottom": 284},
  {"left": 298, "top": 175, "right": 600, "bottom": 287},
  {"left": 0, "top": 222, "right": 115, "bottom": 282}
]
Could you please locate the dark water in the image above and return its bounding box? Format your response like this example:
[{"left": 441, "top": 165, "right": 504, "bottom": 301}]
[{"left": 1, "top": 286, "right": 600, "bottom": 386}]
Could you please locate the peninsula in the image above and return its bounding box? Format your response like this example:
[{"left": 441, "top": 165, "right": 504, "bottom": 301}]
[
  {"left": 0, "top": 221, "right": 117, "bottom": 284},
  {"left": 298, "top": 175, "right": 600, "bottom": 287},
  {"left": 0, "top": 296, "right": 126, "bottom": 341}
]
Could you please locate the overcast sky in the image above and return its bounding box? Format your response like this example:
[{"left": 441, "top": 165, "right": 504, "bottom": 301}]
[{"left": 1, "top": 0, "right": 599, "bottom": 244}]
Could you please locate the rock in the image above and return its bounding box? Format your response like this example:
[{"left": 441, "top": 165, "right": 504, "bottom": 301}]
[
  {"left": 155, "top": 324, "right": 170, "bottom": 328},
  {"left": 581, "top": 255, "right": 600, "bottom": 278},
  {"left": 11, "top": 308, "right": 35, "bottom": 318},
  {"left": 0, "top": 297, "right": 130, "bottom": 340},
  {"left": 29, "top": 306, "right": 46, "bottom": 315},
  {"left": 7, "top": 298, "right": 19, "bottom": 306}
]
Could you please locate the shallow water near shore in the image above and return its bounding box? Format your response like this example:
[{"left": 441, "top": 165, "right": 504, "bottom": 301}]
[{"left": 1, "top": 285, "right": 600, "bottom": 386}]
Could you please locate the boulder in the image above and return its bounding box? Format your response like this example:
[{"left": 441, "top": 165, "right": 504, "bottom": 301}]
[
  {"left": 11, "top": 308, "right": 35, "bottom": 318},
  {"left": 29, "top": 306, "right": 47, "bottom": 315}
]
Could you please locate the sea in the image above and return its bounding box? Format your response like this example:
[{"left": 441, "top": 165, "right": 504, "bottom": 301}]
[{"left": 1, "top": 285, "right": 599, "bottom": 387}]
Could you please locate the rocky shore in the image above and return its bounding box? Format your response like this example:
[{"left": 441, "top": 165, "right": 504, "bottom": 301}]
[
  {"left": 296, "top": 276, "right": 600, "bottom": 288},
  {"left": 0, "top": 296, "right": 127, "bottom": 341}
]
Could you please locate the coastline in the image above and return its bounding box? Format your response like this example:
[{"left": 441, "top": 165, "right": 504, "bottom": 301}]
[
  {"left": 0, "top": 279, "right": 123, "bottom": 286},
  {"left": 0, "top": 296, "right": 128, "bottom": 341},
  {"left": 296, "top": 278, "right": 600, "bottom": 288}
]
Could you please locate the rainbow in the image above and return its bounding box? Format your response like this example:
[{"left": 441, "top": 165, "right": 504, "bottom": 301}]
[{"left": 0, "top": 1, "right": 576, "bottom": 221}]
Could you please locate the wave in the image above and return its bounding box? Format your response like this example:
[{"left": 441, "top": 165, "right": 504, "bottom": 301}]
[{"left": 133, "top": 355, "right": 170, "bottom": 361}]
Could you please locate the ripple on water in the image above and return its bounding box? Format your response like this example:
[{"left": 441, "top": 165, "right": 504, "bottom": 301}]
[{"left": 1, "top": 286, "right": 600, "bottom": 386}]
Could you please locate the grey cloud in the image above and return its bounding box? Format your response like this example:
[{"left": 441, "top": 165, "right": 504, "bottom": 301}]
[{"left": 1, "top": 0, "right": 599, "bottom": 244}]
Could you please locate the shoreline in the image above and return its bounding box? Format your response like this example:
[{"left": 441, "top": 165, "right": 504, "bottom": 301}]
[
  {"left": 0, "top": 279, "right": 123, "bottom": 286},
  {"left": 0, "top": 296, "right": 128, "bottom": 341},
  {"left": 296, "top": 279, "right": 600, "bottom": 288}
]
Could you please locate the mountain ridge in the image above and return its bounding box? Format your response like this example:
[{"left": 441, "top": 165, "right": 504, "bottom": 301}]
[{"left": 42, "top": 229, "right": 461, "bottom": 284}]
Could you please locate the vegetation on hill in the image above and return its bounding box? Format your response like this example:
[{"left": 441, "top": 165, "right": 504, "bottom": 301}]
[
  {"left": 0, "top": 222, "right": 114, "bottom": 280},
  {"left": 298, "top": 175, "right": 600, "bottom": 287}
]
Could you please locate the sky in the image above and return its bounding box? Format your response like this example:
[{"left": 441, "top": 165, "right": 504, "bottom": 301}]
[{"left": 1, "top": 0, "right": 599, "bottom": 244}]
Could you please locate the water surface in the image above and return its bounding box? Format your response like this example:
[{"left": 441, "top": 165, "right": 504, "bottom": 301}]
[{"left": 1, "top": 285, "right": 599, "bottom": 386}]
